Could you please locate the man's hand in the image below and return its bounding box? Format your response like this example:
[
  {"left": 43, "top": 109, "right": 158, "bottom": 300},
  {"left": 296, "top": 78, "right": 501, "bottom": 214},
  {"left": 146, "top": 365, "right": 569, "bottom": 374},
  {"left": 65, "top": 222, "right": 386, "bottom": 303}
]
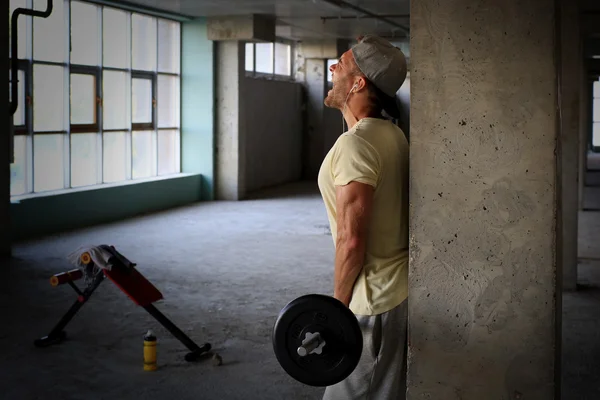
[{"left": 333, "top": 181, "right": 374, "bottom": 307}]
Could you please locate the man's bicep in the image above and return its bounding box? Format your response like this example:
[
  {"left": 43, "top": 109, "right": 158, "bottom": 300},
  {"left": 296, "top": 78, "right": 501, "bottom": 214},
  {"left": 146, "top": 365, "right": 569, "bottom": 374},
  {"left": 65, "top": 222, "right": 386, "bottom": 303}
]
[{"left": 335, "top": 181, "right": 374, "bottom": 240}]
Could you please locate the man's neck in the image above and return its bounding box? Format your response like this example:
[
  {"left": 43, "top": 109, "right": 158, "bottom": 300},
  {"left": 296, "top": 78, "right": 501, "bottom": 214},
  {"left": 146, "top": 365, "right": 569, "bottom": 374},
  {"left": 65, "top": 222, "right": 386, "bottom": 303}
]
[{"left": 342, "top": 105, "right": 382, "bottom": 130}]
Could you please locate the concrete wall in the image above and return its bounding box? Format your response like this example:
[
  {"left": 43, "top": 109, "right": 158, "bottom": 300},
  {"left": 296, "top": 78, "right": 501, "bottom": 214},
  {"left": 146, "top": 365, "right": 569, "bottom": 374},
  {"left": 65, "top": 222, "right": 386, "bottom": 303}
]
[
  {"left": 215, "top": 41, "right": 245, "bottom": 200},
  {"left": 215, "top": 41, "right": 305, "bottom": 198},
  {"left": 243, "top": 78, "right": 303, "bottom": 192},
  {"left": 408, "top": 0, "right": 559, "bottom": 398}
]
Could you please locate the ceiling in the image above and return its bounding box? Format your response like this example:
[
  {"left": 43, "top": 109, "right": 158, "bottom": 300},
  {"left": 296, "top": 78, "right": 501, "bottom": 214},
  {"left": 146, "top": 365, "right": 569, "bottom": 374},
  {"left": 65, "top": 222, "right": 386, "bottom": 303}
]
[{"left": 109, "top": 0, "right": 410, "bottom": 40}]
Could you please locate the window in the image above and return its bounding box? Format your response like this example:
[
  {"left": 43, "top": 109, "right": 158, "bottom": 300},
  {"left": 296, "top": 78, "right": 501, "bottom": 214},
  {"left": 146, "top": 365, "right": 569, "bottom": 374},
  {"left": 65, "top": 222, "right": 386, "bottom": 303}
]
[
  {"left": 327, "top": 59, "right": 337, "bottom": 83},
  {"left": 245, "top": 40, "right": 293, "bottom": 78},
  {"left": 8, "top": 0, "right": 182, "bottom": 197},
  {"left": 594, "top": 80, "right": 600, "bottom": 148}
]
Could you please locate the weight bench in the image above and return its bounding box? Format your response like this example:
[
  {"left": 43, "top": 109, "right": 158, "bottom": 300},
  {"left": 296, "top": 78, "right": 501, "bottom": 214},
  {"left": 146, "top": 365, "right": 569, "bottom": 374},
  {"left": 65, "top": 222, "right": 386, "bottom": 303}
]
[{"left": 34, "top": 245, "right": 211, "bottom": 362}]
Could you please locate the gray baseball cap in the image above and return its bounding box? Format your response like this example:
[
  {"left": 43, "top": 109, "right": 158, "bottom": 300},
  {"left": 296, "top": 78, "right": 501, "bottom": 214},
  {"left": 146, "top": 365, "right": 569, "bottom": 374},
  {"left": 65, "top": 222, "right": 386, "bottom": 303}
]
[{"left": 351, "top": 35, "right": 407, "bottom": 118}]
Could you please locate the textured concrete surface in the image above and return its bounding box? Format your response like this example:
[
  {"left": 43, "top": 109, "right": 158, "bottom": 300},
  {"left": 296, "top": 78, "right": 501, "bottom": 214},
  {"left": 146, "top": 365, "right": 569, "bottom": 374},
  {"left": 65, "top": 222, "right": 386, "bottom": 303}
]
[
  {"left": 215, "top": 41, "right": 244, "bottom": 200},
  {"left": 562, "top": 259, "right": 600, "bottom": 400},
  {"left": 1, "top": 182, "right": 599, "bottom": 399},
  {"left": 0, "top": 182, "right": 331, "bottom": 400},
  {"left": 408, "top": 0, "right": 558, "bottom": 398}
]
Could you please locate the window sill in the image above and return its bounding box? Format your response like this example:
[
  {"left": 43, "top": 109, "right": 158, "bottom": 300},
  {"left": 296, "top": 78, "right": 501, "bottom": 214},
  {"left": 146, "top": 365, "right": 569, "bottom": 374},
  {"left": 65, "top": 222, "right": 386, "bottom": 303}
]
[
  {"left": 244, "top": 72, "right": 295, "bottom": 83},
  {"left": 10, "top": 172, "right": 199, "bottom": 204}
]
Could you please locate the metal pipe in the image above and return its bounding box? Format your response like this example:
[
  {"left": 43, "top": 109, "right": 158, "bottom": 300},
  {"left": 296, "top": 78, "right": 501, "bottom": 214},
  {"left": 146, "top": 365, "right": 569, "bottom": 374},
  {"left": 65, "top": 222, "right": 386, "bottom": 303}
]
[
  {"left": 10, "top": 0, "right": 53, "bottom": 116},
  {"left": 318, "top": 0, "right": 409, "bottom": 35}
]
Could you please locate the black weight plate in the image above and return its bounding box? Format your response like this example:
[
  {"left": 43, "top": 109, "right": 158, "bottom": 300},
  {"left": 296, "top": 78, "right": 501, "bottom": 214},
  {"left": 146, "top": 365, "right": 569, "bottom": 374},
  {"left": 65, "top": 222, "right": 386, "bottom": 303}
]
[{"left": 272, "top": 294, "right": 363, "bottom": 387}]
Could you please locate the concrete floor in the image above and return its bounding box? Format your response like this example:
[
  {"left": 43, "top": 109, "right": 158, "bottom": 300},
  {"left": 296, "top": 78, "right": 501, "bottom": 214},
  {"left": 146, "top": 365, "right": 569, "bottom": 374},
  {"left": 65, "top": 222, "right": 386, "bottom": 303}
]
[{"left": 1, "top": 179, "right": 599, "bottom": 400}]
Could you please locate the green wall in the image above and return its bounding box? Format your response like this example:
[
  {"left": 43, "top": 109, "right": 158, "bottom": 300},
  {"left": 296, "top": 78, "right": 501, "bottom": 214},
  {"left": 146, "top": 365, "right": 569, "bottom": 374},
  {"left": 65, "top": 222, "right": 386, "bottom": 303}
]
[
  {"left": 182, "top": 18, "right": 215, "bottom": 200},
  {"left": 9, "top": 18, "right": 214, "bottom": 242},
  {"left": 11, "top": 174, "right": 202, "bottom": 241}
]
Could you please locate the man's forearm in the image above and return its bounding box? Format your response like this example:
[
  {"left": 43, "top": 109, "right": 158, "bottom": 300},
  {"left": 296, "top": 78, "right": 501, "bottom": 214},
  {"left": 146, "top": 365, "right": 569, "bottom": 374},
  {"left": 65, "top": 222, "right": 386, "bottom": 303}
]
[{"left": 334, "top": 239, "right": 366, "bottom": 307}]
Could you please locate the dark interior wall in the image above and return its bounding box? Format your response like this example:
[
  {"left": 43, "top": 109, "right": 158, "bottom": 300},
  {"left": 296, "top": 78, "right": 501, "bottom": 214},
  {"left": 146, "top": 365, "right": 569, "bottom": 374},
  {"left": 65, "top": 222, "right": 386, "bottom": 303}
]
[
  {"left": 2, "top": 3, "right": 10, "bottom": 257},
  {"left": 243, "top": 77, "right": 304, "bottom": 192}
]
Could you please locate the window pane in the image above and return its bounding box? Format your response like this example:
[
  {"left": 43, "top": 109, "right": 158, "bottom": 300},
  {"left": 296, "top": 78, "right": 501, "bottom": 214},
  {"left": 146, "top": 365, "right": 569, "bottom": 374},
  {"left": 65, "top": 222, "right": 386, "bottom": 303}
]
[
  {"left": 255, "top": 43, "right": 273, "bottom": 74},
  {"left": 34, "top": 65, "right": 65, "bottom": 132},
  {"left": 158, "top": 130, "right": 179, "bottom": 175},
  {"left": 274, "top": 43, "right": 291, "bottom": 76},
  {"left": 103, "top": 71, "right": 129, "bottom": 130},
  {"left": 10, "top": 135, "right": 28, "bottom": 196},
  {"left": 34, "top": 134, "right": 64, "bottom": 192},
  {"left": 70, "top": 74, "right": 96, "bottom": 125},
  {"left": 594, "top": 81, "right": 600, "bottom": 98},
  {"left": 71, "top": 133, "right": 98, "bottom": 187},
  {"left": 245, "top": 43, "right": 254, "bottom": 71},
  {"left": 594, "top": 99, "right": 600, "bottom": 123},
  {"left": 132, "top": 14, "right": 157, "bottom": 71},
  {"left": 103, "top": 131, "right": 127, "bottom": 183},
  {"left": 158, "top": 19, "right": 180, "bottom": 74},
  {"left": 10, "top": 69, "right": 26, "bottom": 127},
  {"left": 70, "top": 1, "right": 99, "bottom": 66},
  {"left": 157, "top": 75, "right": 179, "bottom": 128},
  {"left": 132, "top": 78, "right": 153, "bottom": 124},
  {"left": 33, "top": 0, "right": 66, "bottom": 62},
  {"left": 10, "top": 0, "right": 28, "bottom": 59},
  {"left": 594, "top": 123, "right": 600, "bottom": 148},
  {"left": 103, "top": 7, "right": 129, "bottom": 69},
  {"left": 132, "top": 130, "right": 154, "bottom": 179}
]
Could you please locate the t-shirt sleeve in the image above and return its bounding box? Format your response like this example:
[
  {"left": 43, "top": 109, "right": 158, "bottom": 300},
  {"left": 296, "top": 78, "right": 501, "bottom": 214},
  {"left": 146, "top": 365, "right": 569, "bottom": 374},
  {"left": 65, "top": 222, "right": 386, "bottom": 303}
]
[{"left": 331, "top": 134, "right": 380, "bottom": 187}]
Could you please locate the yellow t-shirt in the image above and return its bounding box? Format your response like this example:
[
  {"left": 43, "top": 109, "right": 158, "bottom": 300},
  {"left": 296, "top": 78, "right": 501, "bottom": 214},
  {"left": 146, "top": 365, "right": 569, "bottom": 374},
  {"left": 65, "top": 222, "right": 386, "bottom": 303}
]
[{"left": 317, "top": 117, "right": 409, "bottom": 316}]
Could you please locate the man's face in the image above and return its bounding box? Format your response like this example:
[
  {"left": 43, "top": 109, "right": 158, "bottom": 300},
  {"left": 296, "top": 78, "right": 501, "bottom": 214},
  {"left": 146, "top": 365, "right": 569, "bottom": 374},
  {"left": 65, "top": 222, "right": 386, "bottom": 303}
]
[{"left": 324, "top": 50, "right": 356, "bottom": 110}]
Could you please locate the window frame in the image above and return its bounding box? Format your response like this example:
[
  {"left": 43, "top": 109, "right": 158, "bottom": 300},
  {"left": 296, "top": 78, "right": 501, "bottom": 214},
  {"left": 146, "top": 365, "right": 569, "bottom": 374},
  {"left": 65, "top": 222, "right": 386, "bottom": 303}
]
[
  {"left": 69, "top": 64, "right": 102, "bottom": 134},
  {"left": 11, "top": 58, "right": 32, "bottom": 135},
  {"left": 9, "top": 0, "right": 183, "bottom": 198},
  {"left": 245, "top": 38, "right": 294, "bottom": 81},
  {"left": 131, "top": 70, "right": 156, "bottom": 131}
]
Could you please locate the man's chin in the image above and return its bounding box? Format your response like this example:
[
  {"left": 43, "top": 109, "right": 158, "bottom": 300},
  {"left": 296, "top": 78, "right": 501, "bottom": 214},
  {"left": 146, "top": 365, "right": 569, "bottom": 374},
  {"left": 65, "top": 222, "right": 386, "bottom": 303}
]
[{"left": 323, "top": 95, "right": 337, "bottom": 109}]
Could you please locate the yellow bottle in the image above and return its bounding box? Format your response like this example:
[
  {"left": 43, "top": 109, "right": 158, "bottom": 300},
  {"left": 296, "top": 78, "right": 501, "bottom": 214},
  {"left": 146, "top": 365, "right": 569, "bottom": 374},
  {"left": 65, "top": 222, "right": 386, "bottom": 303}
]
[{"left": 143, "top": 330, "right": 157, "bottom": 371}]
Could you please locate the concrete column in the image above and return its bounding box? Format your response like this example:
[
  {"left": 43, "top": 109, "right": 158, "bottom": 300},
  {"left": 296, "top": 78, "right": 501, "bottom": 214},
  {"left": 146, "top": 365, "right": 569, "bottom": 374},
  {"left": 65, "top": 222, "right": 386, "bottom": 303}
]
[
  {"left": 1, "top": 3, "right": 10, "bottom": 258},
  {"left": 215, "top": 41, "right": 246, "bottom": 200},
  {"left": 560, "top": 0, "right": 581, "bottom": 291},
  {"left": 409, "top": 0, "right": 559, "bottom": 398}
]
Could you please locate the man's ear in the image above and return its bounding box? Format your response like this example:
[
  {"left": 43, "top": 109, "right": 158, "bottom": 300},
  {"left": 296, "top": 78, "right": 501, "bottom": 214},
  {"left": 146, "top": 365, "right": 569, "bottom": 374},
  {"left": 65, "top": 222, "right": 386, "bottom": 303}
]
[{"left": 353, "top": 76, "right": 368, "bottom": 92}]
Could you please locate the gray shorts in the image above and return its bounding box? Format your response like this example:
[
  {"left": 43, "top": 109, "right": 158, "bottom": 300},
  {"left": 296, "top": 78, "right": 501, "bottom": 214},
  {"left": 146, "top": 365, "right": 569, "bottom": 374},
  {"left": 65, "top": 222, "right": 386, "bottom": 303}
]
[{"left": 322, "top": 300, "right": 408, "bottom": 400}]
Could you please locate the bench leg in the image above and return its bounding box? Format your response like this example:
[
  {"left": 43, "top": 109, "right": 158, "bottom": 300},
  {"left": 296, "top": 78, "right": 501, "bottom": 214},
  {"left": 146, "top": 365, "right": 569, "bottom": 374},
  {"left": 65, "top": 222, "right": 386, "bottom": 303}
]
[{"left": 142, "top": 304, "right": 212, "bottom": 362}]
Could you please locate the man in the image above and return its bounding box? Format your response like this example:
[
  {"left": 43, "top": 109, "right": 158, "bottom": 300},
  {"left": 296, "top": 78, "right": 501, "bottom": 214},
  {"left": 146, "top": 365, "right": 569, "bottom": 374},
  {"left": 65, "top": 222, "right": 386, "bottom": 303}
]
[{"left": 317, "top": 35, "right": 409, "bottom": 399}]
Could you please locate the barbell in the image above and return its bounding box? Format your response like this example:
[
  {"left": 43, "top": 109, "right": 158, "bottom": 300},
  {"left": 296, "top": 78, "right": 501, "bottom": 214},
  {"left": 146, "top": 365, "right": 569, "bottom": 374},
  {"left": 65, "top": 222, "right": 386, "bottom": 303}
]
[{"left": 271, "top": 294, "right": 363, "bottom": 387}]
